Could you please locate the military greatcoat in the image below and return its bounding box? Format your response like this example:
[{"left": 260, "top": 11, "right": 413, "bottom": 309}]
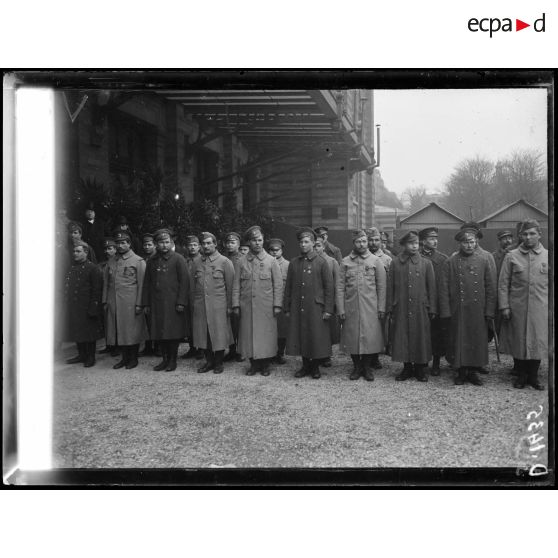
[
  {"left": 338, "top": 250, "right": 386, "bottom": 355},
  {"left": 283, "top": 251, "right": 334, "bottom": 359},
  {"left": 498, "top": 244, "right": 548, "bottom": 360},
  {"left": 63, "top": 260, "right": 104, "bottom": 342},
  {"left": 420, "top": 247, "right": 449, "bottom": 357},
  {"left": 319, "top": 252, "right": 341, "bottom": 345},
  {"left": 192, "top": 251, "right": 235, "bottom": 351},
  {"left": 185, "top": 253, "right": 202, "bottom": 340},
  {"left": 232, "top": 250, "right": 283, "bottom": 359},
  {"left": 103, "top": 250, "right": 148, "bottom": 346},
  {"left": 324, "top": 240, "right": 343, "bottom": 265},
  {"left": 439, "top": 250, "right": 497, "bottom": 368},
  {"left": 275, "top": 256, "right": 290, "bottom": 339},
  {"left": 386, "top": 253, "right": 436, "bottom": 363},
  {"left": 142, "top": 251, "right": 190, "bottom": 341},
  {"left": 372, "top": 248, "right": 392, "bottom": 272}
]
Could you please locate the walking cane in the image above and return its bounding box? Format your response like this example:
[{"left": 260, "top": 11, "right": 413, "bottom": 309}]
[{"left": 491, "top": 318, "right": 501, "bottom": 363}]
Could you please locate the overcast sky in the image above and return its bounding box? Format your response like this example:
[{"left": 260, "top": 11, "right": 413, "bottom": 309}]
[{"left": 373, "top": 88, "right": 548, "bottom": 196}]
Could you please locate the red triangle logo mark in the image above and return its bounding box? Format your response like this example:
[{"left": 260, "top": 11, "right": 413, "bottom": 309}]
[{"left": 516, "top": 19, "right": 530, "bottom": 31}]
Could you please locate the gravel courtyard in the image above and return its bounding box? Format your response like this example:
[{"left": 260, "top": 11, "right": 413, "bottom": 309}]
[{"left": 53, "top": 344, "right": 550, "bottom": 469}]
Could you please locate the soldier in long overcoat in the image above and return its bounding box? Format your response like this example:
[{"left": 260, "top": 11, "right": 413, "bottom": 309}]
[
  {"left": 498, "top": 219, "right": 548, "bottom": 390},
  {"left": 223, "top": 232, "right": 245, "bottom": 362},
  {"left": 232, "top": 226, "right": 283, "bottom": 376},
  {"left": 315, "top": 226, "right": 343, "bottom": 264},
  {"left": 338, "top": 230, "right": 386, "bottom": 381},
  {"left": 181, "top": 235, "right": 203, "bottom": 359},
  {"left": 366, "top": 227, "right": 392, "bottom": 367},
  {"left": 386, "top": 230, "right": 437, "bottom": 381},
  {"left": 103, "top": 231, "right": 148, "bottom": 370},
  {"left": 439, "top": 229, "right": 497, "bottom": 386},
  {"left": 419, "top": 227, "right": 449, "bottom": 376},
  {"left": 491, "top": 229, "right": 514, "bottom": 352},
  {"left": 192, "top": 232, "right": 235, "bottom": 374},
  {"left": 314, "top": 236, "right": 341, "bottom": 366},
  {"left": 138, "top": 233, "right": 158, "bottom": 356},
  {"left": 98, "top": 237, "right": 119, "bottom": 356},
  {"left": 268, "top": 238, "right": 290, "bottom": 365},
  {"left": 142, "top": 229, "right": 190, "bottom": 371},
  {"left": 64, "top": 241, "right": 103, "bottom": 367},
  {"left": 284, "top": 227, "right": 334, "bottom": 379}
]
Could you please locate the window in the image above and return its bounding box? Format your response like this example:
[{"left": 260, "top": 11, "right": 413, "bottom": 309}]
[{"left": 321, "top": 206, "right": 338, "bottom": 220}]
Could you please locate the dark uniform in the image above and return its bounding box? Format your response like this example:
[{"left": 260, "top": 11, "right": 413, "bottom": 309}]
[
  {"left": 315, "top": 226, "right": 343, "bottom": 264},
  {"left": 181, "top": 238, "right": 203, "bottom": 359},
  {"left": 224, "top": 232, "right": 244, "bottom": 362}
]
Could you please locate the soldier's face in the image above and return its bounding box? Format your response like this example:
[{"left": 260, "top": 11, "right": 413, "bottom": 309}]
[
  {"left": 404, "top": 240, "right": 420, "bottom": 255},
  {"left": 459, "top": 234, "right": 476, "bottom": 255},
  {"left": 521, "top": 228, "right": 541, "bottom": 249},
  {"left": 157, "top": 237, "right": 172, "bottom": 253},
  {"left": 239, "top": 246, "right": 249, "bottom": 255},
  {"left": 187, "top": 242, "right": 200, "bottom": 255},
  {"left": 354, "top": 236, "right": 368, "bottom": 254},
  {"left": 368, "top": 235, "right": 381, "bottom": 252},
  {"left": 104, "top": 245, "right": 117, "bottom": 259},
  {"left": 225, "top": 239, "right": 240, "bottom": 253},
  {"left": 116, "top": 239, "right": 131, "bottom": 254},
  {"left": 499, "top": 235, "right": 513, "bottom": 250},
  {"left": 269, "top": 246, "right": 283, "bottom": 259},
  {"left": 202, "top": 238, "right": 217, "bottom": 255},
  {"left": 85, "top": 209, "right": 95, "bottom": 220},
  {"left": 70, "top": 229, "right": 81, "bottom": 241},
  {"left": 143, "top": 241, "right": 155, "bottom": 254},
  {"left": 314, "top": 239, "right": 324, "bottom": 254},
  {"left": 249, "top": 233, "right": 264, "bottom": 254},
  {"left": 73, "top": 246, "right": 87, "bottom": 262},
  {"left": 423, "top": 235, "right": 438, "bottom": 250},
  {"left": 299, "top": 236, "right": 314, "bottom": 254}
]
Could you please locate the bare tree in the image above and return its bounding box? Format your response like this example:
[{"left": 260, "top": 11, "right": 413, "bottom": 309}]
[{"left": 402, "top": 185, "right": 430, "bottom": 213}]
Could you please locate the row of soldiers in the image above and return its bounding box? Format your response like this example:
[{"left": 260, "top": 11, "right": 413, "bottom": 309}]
[{"left": 62, "top": 219, "right": 548, "bottom": 389}]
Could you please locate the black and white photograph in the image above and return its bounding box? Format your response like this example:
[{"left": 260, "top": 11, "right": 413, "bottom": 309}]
[{"left": 3, "top": 70, "right": 554, "bottom": 485}]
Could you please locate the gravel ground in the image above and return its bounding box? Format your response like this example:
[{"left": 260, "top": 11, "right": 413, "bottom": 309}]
[{"left": 53, "top": 343, "right": 550, "bottom": 469}]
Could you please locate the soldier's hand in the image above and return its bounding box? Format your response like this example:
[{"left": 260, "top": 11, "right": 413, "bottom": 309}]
[
  {"left": 144, "top": 306, "right": 150, "bottom": 315},
  {"left": 226, "top": 308, "right": 232, "bottom": 316},
  {"left": 285, "top": 311, "right": 290, "bottom": 318},
  {"left": 501, "top": 309, "right": 511, "bottom": 320},
  {"left": 339, "top": 313, "right": 346, "bottom": 321},
  {"left": 176, "top": 304, "right": 185, "bottom": 313},
  {"left": 135, "top": 305, "right": 143, "bottom": 315},
  {"left": 378, "top": 312, "right": 385, "bottom": 320},
  {"left": 273, "top": 307, "right": 282, "bottom": 317},
  {"left": 232, "top": 307, "right": 240, "bottom": 316},
  {"left": 322, "top": 312, "right": 332, "bottom": 321},
  {"left": 429, "top": 313, "right": 437, "bottom": 320}
]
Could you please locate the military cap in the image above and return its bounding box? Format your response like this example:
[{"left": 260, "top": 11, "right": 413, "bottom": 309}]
[
  {"left": 103, "top": 237, "right": 116, "bottom": 248},
  {"left": 73, "top": 240, "right": 90, "bottom": 252},
  {"left": 314, "top": 226, "right": 329, "bottom": 236},
  {"left": 518, "top": 219, "right": 541, "bottom": 234},
  {"left": 297, "top": 227, "right": 317, "bottom": 241},
  {"left": 153, "top": 228, "right": 173, "bottom": 241},
  {"left": 460, "top": 221, "right": 483, "bottom": 239},
  {"left": 268, "top": 238, "right": 285, "bottom": 249},
  {"left": 67, "top": 221, "right": 83, "bottom": 233},
  {"left": 185, "top": 235, "right": 200, "bottom": 244},
  {"left": 244, "top": 225, "right": 263, "bottom": 241},
  {"left": 352, "top": 229, "right": 368, "bottom": 241},
  {"left": 200, "top": 231, "right": 217, "bottom": 243},
  {"left": 225, "top": 231, "right": 241, "bottom": 242},
  {"left": 240, "top": 238, "right": 250, "bottom": 248},
  {"left": 365, "top": 227, "right": 381, "bottom": 238},
  {"left": 496, "top": 229, "right": 514, "bottom": 240},
  {"left": 399, "top": 230, "right": 419, "bottom": 245},
  {"left": 117, "top": 215, "right": 129, "bottom": 225},
  {"left": 418, "top": 226, "right": 439, "bottom": 240},
  {"left": 114, "top": 230, "right": 131, "bottom": 242},
  {"left": 142, "top": 233, "right": 154, "bottom": 243},
  {"left": 454, "top": 229, "right": 476, "bottom": 242},
  {"left": 380, "top": 231, "right": 389, "bottom": 241}
]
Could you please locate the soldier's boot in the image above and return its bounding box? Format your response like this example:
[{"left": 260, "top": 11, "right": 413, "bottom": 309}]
[
  {"left": 370, "top": 353, "right": 382, "bottom": 370},
  {"left": 274, "top": 338, "right": 287, "bottom": 365},
  {"left": 213, "top": 351, "right": 225, "bottom": 374},
  {"left": 310, "top": 359, "right": 321, "bottom": 379},
  {"left": 395, "top": 362, "right": 414, "bottom": 381},
  {"left": 99, "top": 344, "right": 113, "bottom": 354},
  {"left": 294, "top": 357, "right": 310, "bottom": 378},
  {"left": 510, "top": 358, "right": 519, "bottom": 376},
  {"left": 261, "top": 359, "right": 271, "bottom": 377},
  {"left": 110, "top": 345, "right": 121, "bottom": 357},
  {"left": 165, "top": 341, "right": 179, "bottom": 371},
  {"left": 430, "top": 355, "right": 441, "bottom": 376},
  {"left": 66, "top": 342, "right": 86, "bottom": 364},
  {"left": 84, "top": 342, "right": 96, "bottom": 368},
  {"left": 454, "top": 367, "right": 467, "bottom": 385},
  {"left": 246, "top": 358, "right": 258, "bottom": 376},
  {"left": 223, "top": 344, "right": 238, "bottom": 362},
  {"left": 349, "top": 355, "right": 362, "bottom": 380},
  {"left": 195, "top": 348, "right": 205, "bottom": 360},
  {"left": 415, "top": 363, "right": 428, "bottom": 382},
  {"left": 153, "top": 342, "right": 169, "bottom": 371},
  {"left": 362, "top": 355, "right": 375, "bottom": 382},
  {"left": 198, "top": 350, "right": 215, "bottom": 373},
  {"left": 527, "top": 360, "right": 544, "bottom": 391},
  {"left": 321, "top": 357, "right": 332, "bottom": 368},
  {"left": 139, "top": 341, "right": 154, "bottom": 356},
  {"left": 113, "top": 346, "right": 129, "bottom": 369},
  {"left": 126, "top": 344, "right": 139, "bottom": 369},
  {"left": 467, "top": 368, "right": 483, "bottom": 386},
  {"left": 513, "top": 361, "right": 527, "bottom": 389}
]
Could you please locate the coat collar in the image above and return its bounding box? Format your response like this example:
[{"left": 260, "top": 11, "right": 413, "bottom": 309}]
[
  {"left": 201, "top": 250, "right": 220, "bottom": 262},
  {"left": 350, "top": 249, "right": 371, "bottom": 260},
  {"left": 118, "top": 250, "right": 135, "bottom": 261},
  {"left": 247, "top": 249, "right": 268, "bottom": 262},
  {"left": 399, "top": 252, "right": 420, "bottom": 264},
  {"left": 519, "top": 243, "right": 543, "bottom": 255},
  {"left": 299, "top": 250, "right": 318, "bottom": 261}
]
